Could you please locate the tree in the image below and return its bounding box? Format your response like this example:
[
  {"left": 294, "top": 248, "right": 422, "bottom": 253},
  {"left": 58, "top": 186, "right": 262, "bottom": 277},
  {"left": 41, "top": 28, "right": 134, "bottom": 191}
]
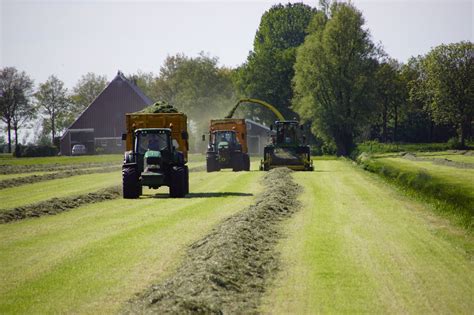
[
  {"left": 374, "top": 60, "right": 405, "bottom": 142},
  {"left": 70, "top": 73, "right": 108, "bottom": 114},
  {"left": 235, "top": 3, "right": 316, "bottom": 123},
  {"left": 293, "top": 3, "right": 381, "bottom": 155},
  {"left": 152, "top": 53, "right": 235, "bottom": 152},
  {"left": 0, "top": 67, "right": 35, "bottom": 153},
  {"left": 420, "top": 41, "right": 473, "bottom": 147},
  {"left": 128, "top": 71, "right": 158, "bottom": 101},
  {"left": 35, "top": 75, "right": 71, "bottom": 144}
]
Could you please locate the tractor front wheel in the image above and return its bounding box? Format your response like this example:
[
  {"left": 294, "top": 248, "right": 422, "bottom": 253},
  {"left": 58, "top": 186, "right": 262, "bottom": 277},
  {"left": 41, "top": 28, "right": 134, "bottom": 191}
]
[
  {"left": 170, "top": 166, "right": 186, "bottom": 198},
  {"left": 123, "top": 166, "right": 141, "bottom": 199},
  {"left": 206, "top": 153, "right": 219, "bottom": 172}
]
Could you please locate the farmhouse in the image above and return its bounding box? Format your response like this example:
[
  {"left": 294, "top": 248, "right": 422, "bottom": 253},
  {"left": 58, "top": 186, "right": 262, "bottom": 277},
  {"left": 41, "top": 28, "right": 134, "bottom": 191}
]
[{"left": 60, "top": 71, "right": 152, "bottom": 155}]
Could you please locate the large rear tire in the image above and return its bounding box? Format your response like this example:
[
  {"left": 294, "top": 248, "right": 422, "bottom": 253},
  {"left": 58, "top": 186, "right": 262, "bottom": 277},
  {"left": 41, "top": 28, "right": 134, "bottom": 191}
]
[
  {"left": 170, "top": 166, "right": 186, "bottom": 198},
  {"left": 123, "top": 166, "right": 140, "bottom": 199},
  {"left": 243, "top": 153, "right": 250, "bottom": 171}
]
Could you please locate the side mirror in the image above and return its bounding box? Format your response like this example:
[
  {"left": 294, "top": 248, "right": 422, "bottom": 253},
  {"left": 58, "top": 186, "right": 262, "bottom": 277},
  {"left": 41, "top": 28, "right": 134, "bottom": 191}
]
[
  {"left": 121, "top": 133, "right": 127, "bottom": 141},
  {"left": 202, "top": 135, "right": 206, "bottom": 141}
]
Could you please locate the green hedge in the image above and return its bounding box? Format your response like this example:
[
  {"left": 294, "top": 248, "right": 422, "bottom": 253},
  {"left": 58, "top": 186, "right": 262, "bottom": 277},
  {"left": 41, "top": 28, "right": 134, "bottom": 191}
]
[{"left": 14, "top": 144, "right": 59, "bottom": 157}]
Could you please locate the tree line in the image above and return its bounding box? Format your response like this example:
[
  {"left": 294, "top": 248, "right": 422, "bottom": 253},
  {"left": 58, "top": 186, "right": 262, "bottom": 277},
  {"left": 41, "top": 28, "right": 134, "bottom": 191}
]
[
  {"left": 0, "top": 70, "right": 107, "bottom": 153},
  {"left": 1, "top": 1, "right": 472, "bottom": 156},
  {"left": 235, "top": 1, "right": 472, "bottom": 155}
]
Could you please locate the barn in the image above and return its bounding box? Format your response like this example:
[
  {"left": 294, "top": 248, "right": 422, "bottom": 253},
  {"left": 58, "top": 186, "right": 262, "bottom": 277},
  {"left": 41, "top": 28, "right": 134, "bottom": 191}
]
[
  {"left": 60, "top": 71, "right": 152, "bottom": 155},
  {"left": 245, "top": 119, "right": 272, "bottom": 156}
]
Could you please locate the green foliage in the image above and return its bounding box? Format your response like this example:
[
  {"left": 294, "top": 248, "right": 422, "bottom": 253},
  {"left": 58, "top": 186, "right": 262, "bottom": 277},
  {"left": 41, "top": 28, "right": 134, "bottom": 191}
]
[
  {"left": 128, "top": 71, "right": 158, "bottom": 101},
  {"left": 234, "top": 3, "right": 316, "bottom": 123},
  {"left": 355, "top": 140, "right": 453, "bottom": 155},
  {"left": 70, "top": 73, "right": 108, "bottom": 114},
  {"left": 293, "top": 3, "right": 380, "bottom": 156},
  {"left": 13, "top": 144, "right": 58, "bottom": 157},
  {"left": 152, "top": 52, "right": 235, "bottom": 152},
  {"left": 35, "top": 75, "right": 71, "bottom": 144},
  {"left": 415, "top": 42, "right": 473, "bottom": 146},
  {"left": 0, "top": 67, "right": 35, "bottom": 152},
  {"left": 372, "top": 60, "right": 405, "bottom": 142}
]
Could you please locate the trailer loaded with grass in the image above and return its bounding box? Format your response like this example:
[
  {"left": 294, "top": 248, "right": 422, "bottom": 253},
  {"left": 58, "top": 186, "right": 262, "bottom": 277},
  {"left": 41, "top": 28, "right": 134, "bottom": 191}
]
[{"left": 121, "top": 102, "right": 190, "bottom": 198}]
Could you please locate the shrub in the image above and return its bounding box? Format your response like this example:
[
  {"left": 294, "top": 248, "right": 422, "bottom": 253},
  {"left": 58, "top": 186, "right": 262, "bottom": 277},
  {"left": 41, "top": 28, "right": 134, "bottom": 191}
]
[
  {"left": 14, "top": 144, "right": 59, "bottom": 157},
  {"left": 447, "top": 137, "right": 464, "bottom": 150}
]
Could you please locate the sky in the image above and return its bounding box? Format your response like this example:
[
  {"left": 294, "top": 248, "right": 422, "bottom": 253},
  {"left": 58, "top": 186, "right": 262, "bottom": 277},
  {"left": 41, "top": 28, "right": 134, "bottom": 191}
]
[{"left": 1, "top": 0, "right": 473, "bottom": 89}]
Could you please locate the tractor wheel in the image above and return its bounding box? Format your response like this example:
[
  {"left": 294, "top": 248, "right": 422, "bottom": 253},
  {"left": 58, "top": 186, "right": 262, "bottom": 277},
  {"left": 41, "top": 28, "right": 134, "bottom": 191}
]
[
  {"left": 206, "top": 154, "right": 219, "bottom": 172},
  {"left": 123, "top": 166, "right": 140, "bottom": 199},
  {"left": 262, "top": 153, "right": 270, "bottom": 171},
  {"left": 243, "top": 154, "right": 250, "bottom": 171},
  {"left": 170, "top": 166, "right": 186, "bottom": 198},
  {"left": 184, "top": 165, "right": 189, "bottom": 195},
  {"left": 232, "top": 153, "right": 244, "bottom": 172}
]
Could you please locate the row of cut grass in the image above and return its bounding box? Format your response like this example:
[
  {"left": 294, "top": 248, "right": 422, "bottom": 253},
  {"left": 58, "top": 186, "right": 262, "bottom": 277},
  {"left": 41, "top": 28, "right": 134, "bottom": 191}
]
[
  {"left": 261, "top": 160, "right": 473, "bottom": 314},
  {"left": 0, "top": 154, "right": 123, "bottom": 166},
  {"left": 0, "top": 172, "right": 122, "bottom": 210},
  {"left": 0, "top": 153, "right": 207, "bottom": 166},
  {"left": 0, "top": 170, "right": 262, "bottom": 314}
]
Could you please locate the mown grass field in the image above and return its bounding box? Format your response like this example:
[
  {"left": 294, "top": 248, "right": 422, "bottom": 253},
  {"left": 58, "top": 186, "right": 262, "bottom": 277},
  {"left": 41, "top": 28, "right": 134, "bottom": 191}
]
[
  {"left": 357, "top": 151, "right": 473, "bottom": 229},
  {"left": 0, "top": 154, "right": 123, "bottom": 166},
  {"left": 0, "top": 153, "right": 472, "bottom": 313},
  {"left": 261, "top": 160, "right": 473, "bottom": 314}
]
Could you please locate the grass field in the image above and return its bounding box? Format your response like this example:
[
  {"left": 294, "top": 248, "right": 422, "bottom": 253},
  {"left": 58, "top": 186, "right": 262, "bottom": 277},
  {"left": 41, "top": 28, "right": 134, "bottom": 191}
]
[
  {"left": 357, "top": 152, "right": 473, "bottom": 229},
  {"left": 0, "top": 170, "right": 262, "bottom": 314},
  {"left": 0, "top": 154, "right": 123, "bottom": 166},
  {"left": 0, "top": 172, "right": 122, "bottom": 210},
  {"left": 261, "top": 160, "right": 473, "bottom": 314},
  {"left": 0, "top": 154, "right": 472, "bottom": 313}
]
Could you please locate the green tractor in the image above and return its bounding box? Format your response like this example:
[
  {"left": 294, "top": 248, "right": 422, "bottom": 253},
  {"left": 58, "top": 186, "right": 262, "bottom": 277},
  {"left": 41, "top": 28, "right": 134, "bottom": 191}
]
[
  {"left": 260, "top": 121, "right": 313, "bottom": 171},
  {"left": 206, "top": 129, "right": 250, "bottom": 172},
  {"left": 122, "top": 128, "right": 189, "bottom": 199},
  {"left": 225, "top": 98, "right": 313, "bottom": 171}
]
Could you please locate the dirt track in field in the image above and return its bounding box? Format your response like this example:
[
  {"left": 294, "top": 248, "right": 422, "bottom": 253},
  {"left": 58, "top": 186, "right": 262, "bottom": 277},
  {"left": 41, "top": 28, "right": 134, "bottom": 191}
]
[
  {"left": 0, "top": 186, "right": 121, "bottom": 223},
  {"left": 123, "top": 168, "right": 301, "bottom": 314},
  {"left": 0, "top": 162, "right": 120, "bottom": 175}
]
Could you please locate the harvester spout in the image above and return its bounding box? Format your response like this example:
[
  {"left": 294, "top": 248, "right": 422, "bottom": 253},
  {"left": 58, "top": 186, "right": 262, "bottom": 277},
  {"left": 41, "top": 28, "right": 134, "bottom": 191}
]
[{"left": 225, "top": 98, "right": 286, "bottom": 121}]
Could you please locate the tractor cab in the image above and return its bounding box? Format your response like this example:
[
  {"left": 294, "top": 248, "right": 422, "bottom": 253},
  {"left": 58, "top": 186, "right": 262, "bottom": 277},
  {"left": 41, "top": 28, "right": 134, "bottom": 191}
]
[
  {"left": 274, "top": 121, "right": 301, "bottom": 146},
  {"left": 210, "top": 130, "right": 241, "bottom": 151}
]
